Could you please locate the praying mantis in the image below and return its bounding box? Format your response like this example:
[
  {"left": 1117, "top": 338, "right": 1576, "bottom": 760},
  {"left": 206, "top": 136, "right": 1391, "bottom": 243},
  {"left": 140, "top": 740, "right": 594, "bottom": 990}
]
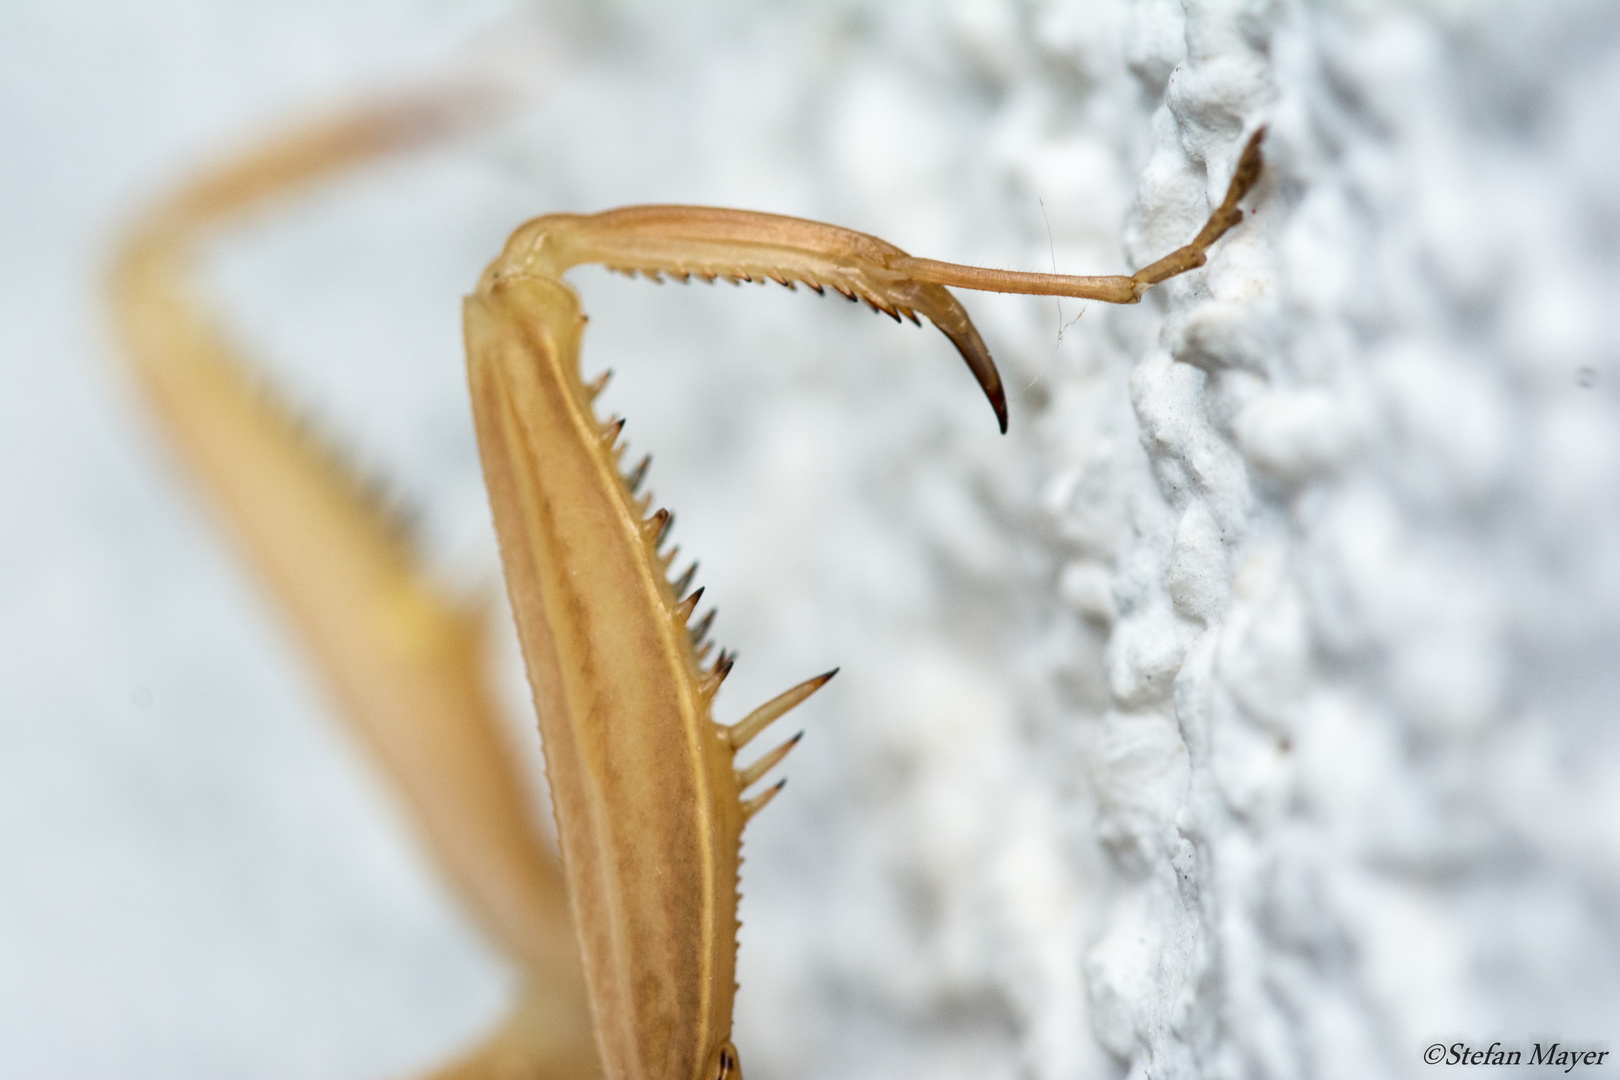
[{"left": 110, "top": 89, "right": 1262, "bottom": 1080}]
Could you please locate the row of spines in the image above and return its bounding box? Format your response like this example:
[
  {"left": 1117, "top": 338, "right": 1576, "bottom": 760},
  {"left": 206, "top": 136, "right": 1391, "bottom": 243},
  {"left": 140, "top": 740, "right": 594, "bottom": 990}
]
[
  {"left": 601, "top": 263, "right": 923, "bottom": 325},
  {"left": 581, "top": 368, "right": 836, "bottom": 823}
]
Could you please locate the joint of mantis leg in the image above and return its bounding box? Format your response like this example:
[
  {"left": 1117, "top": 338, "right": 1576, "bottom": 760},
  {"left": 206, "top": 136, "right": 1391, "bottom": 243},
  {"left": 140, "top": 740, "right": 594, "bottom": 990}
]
[{"left": 110, "top": 93, "right": 1262, "bottom": 1080}]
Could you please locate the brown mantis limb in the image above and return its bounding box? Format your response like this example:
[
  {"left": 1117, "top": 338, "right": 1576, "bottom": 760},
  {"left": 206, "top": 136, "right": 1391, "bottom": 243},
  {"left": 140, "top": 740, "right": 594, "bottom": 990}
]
[
  {"left": 110, "top": 96, "right": 600, "bottom": 1080},
  {"left": 893, "top": 126, "right": 1266, "bottom": 302},
  {"left": 465, "top": 124, "right": 1263, "bottom": 1080}
]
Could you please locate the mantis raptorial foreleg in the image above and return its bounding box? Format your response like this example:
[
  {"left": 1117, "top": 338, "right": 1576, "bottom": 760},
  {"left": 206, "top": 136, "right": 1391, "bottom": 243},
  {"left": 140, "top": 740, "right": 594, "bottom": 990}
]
[
  {"left": 464, "top": 123, "right": 1262, "bottom": 1080},
  {"left": 112, "top": 89, "right": 1262, "bottom": 1080}
]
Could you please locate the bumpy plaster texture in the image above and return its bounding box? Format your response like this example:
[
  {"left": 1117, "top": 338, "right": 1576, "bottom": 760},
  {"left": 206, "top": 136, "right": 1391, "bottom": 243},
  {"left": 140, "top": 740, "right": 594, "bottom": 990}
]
[{"left": 6, "top": 2, "right": 1620, "bottom": 1078}]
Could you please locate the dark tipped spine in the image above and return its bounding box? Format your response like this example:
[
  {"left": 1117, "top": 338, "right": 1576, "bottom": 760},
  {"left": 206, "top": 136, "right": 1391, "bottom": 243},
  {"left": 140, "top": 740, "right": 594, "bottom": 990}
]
[
  {"left": 689, "top": 607, "right": 717, "bottom": 647},
  {"left": 726, "top": 668, "right": 838, "bottom": 752},
  {"left": 700, "top": 649, "right": 736, "bottom": 698},
  {"left": 642, "top": 508, "right": 673, "bottom": 548},
  {"left": 625, "top": 453, "right": 651, "bottom": 494},
  {"left": 674, "top": 586, "right": 705, "bottom": 623},
  {"left": 740, "top": 779, "right": 787, "bottom": 823},
  {"left": 736, "top": 731, "right": 803, "bottom": 790}
]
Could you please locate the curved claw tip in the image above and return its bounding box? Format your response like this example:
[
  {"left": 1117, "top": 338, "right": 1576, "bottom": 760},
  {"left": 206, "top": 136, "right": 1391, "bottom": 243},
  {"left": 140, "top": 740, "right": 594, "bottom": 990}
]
[{"left": 933, "top": 323, "right": 1009, "bottom": 435}]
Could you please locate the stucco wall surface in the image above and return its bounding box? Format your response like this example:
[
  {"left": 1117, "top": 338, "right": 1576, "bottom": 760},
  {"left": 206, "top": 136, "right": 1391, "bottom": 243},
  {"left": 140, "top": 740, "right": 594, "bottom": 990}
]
[{"left": 3, "top": 3, "right": 1617, "bottom": 1078}]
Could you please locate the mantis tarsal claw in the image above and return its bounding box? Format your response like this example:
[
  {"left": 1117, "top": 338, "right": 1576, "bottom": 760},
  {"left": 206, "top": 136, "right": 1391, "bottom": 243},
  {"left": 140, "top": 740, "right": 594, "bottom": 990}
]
[{"left": 112, "top": 88, "right": 1262, "bottom": 1080}]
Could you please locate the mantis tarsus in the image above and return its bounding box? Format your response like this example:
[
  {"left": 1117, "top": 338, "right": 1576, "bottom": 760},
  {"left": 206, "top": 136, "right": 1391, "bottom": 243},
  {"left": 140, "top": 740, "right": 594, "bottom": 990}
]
[{"left": 110, "top": 91, "right": 1262, "bottom": 1080}]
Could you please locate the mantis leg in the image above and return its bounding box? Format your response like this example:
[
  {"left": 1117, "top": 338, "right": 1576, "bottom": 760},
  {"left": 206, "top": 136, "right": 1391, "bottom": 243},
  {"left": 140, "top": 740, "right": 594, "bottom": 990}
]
[
  {"left": 110, "top": 98, "right": 600, "bottom": 1080},
  {"left": 893, "top": 127, "right": 1266, "bottom": 301},
  {"left": 461, "top": 123, "right": 1262, "bottom": 1080}
]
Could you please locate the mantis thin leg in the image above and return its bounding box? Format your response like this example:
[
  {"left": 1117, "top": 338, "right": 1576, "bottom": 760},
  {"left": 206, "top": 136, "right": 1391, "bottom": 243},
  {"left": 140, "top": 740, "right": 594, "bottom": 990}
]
[
  {"left": 893, "top": 127, "right": 1266, "bottom": 302},
  {"left": 110, "top": 96, "right": 600, "bottom": 1080}
]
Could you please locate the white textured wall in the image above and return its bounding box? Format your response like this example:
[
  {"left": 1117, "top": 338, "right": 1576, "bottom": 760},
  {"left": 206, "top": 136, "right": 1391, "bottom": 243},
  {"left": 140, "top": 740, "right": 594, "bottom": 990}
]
[{"left": 5, "top": 3, "right": 1618, "bottom": 1078}]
